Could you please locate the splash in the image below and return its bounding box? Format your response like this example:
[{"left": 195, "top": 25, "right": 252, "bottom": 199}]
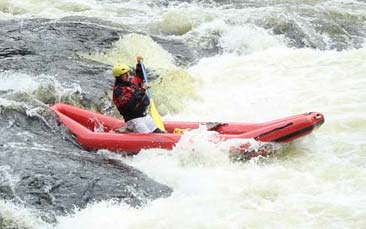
[
  {"left": 0, "top": 0, "right": 96, "bottom": 18},
  {"left": 82, "top": 33, "right": 197, "bottom": 114},
  {"left": 148, "top": 6, "right": 214, "bottom": 36},
  {"left": 0, "top": 0, "right": 26, "bottom": 15},
  {"left": 0, "top": 71, "right": 93, "bottom": 109},
  {"left": 149, "top": 9, "right": 194, "bottom": 36},
  {"left": 1, "top": 1, "right": 366, "bottom": 228},
  {"left": 83, "top": 33, "right": 175, "bottom": 69},
  {"left": 218, "top": 25, "right": 286, "bottom": 54},
  {"left": 0, "top": 200, "right": 46, "bottom": 229},
  {"left": 52, "top": 0, "right": 91, "bottom": 13}
]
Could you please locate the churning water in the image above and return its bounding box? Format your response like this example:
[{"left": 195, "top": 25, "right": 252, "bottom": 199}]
[{"left": 1, "top": 0, "right": 366, "bottom": 228}]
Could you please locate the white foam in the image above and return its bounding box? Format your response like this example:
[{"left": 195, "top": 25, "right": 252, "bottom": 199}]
[
  {"left": 218, "top": 25, "right": 286, "bottom": 54},
  {"left": 0, "top": 200, "right": 46, "bottom": 228},
  {"left": 1, "top": 1, "right": 366, "bottom": 228},
  {"left": 2, "top": 40, "right": 366, "bottom": 229},
  {"left": 0, "top": 71, "right": 41, "bottom": 92}
]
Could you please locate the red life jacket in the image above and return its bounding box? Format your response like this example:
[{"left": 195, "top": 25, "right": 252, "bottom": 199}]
[{"left": 112, "top": 64, "right": 150, "bottom": 121}]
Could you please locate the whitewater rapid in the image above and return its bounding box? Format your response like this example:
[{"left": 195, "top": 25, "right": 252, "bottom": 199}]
[
  {"left": 1, "top": 0, "right": 366, "bottom": 228},
  {"left": 51, "top": 46, "right": 366, "bottom": 229}
]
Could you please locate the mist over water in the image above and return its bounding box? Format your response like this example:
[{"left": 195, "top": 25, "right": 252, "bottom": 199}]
[{"left": 1, "top": 0, "right": 366, "bottom": 228}]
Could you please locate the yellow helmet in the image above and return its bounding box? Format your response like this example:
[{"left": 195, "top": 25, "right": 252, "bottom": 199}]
[{"left": 112, "top": 64, "right": 130, "bottom": 77}]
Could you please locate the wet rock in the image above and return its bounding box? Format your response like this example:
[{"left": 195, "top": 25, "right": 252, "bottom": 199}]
[
  {"left": 0, "top": 15, "right": 202, "bottom": 223},
  {"left": 0, "top": 106, "right": 173, "bottom": 223},
  {"left": 0, "top": 16, "right": 197, "bottom": 110}
]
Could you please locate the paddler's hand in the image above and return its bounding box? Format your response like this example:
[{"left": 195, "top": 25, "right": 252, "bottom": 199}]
[
  {"left": 136, "top": 56, "right": 143, "bottom": 63},
  {"left": 142, "top": 83, "right": 150, "bottom": 90}
]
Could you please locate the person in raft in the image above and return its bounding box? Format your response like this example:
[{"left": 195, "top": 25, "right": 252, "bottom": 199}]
[{"left": 112, "top": 56, "right": 165, "bottom": 133}]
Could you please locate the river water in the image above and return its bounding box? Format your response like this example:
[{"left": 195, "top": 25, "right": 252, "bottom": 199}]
[{"left": 1, "top": 0, "right": 366, "bottom": 228}]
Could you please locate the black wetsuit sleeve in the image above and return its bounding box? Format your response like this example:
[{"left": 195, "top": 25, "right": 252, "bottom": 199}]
[{"left": 135, "top": 63, "right": 144, "bottom": 82}]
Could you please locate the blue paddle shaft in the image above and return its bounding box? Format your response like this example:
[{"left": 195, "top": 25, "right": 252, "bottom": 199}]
[{"left": 140, "top": 61, "right": 152, "bottom": 98}]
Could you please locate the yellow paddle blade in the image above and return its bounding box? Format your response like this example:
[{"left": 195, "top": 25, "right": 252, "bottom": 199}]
[{"left": 148, "top": 98, "right": 166, "bottom": 131}]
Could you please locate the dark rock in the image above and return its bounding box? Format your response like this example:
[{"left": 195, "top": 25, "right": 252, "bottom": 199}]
[
  {"left": 0, "top": 105, "right": 173, "bottom": 223},
  {"left": 0, "top": 16, "right": 198, "bottom": 110}
]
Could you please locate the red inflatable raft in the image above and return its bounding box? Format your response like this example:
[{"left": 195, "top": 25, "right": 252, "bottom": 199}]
[{"left": 51, "top": 103, "right": 324, "bottom": 155}]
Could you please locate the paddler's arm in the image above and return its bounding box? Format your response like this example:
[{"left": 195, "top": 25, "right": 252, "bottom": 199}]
[{"left": 131, "top": 56, "right": 145, "bottom": 88}]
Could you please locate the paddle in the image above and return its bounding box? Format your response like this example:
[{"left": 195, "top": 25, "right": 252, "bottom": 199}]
[{"left": 140, "top": 61, "right": 166, "bottom": 131}]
